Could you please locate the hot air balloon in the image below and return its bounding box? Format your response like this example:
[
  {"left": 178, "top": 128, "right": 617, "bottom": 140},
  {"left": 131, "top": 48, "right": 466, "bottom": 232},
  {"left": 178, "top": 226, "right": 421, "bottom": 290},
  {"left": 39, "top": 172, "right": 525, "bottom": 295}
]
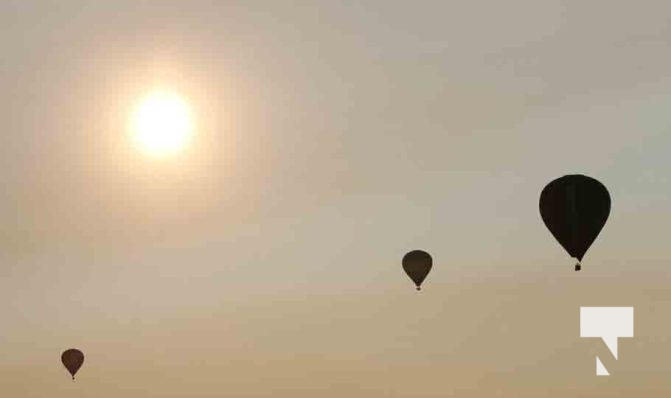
[
  {"left": 402, "top": 250, "right": 432, "bottom": 290},
  {"left": 539, "top": 174, "right": 610, "bottom": 271},
  {"left": 61, "top": 349, "right": 84, "bottom": 380}
]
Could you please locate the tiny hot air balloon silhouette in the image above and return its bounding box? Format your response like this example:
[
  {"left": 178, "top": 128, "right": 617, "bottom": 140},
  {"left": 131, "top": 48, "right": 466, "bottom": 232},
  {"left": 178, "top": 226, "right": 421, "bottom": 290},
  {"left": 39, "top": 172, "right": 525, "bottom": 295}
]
[
  {"left": 402, "top": 250, "right": 432, "bottom": 290},
  {"left": 539, "top": 174, "right": 611, "bottom": 271},
  {"left": 61, "top": 349, "right": 84, "bottom": 380}
]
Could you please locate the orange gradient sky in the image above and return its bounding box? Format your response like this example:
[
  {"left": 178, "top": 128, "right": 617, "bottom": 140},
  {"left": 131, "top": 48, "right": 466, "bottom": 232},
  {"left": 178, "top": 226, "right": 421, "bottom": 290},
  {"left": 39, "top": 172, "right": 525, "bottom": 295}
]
[{"left": 3, "top": 1, "right": 671, "bottom": 396}]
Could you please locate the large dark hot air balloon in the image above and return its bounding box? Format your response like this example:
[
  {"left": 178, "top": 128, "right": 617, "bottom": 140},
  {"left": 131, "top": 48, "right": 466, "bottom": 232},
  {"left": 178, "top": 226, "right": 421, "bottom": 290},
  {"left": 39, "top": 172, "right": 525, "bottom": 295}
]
[
  {"left": 61, "top": 349, "right": 84, "bottom": 380},
  {"left": 402, "top": 250, "right": 432, "bottom": 290},
  {"left": 539, "top": 174, "right": 610, "bottom": 271}
]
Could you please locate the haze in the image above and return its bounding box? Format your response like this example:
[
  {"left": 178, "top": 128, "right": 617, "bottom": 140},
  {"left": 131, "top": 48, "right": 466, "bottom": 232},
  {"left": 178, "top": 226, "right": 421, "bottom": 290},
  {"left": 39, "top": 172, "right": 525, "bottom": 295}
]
[{"left": 2, "top": 1, "right": 671, "bottom": 396}]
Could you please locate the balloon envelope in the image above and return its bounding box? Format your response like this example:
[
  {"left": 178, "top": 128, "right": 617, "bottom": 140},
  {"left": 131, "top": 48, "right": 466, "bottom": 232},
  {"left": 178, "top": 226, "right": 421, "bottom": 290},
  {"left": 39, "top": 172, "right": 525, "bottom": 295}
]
[
  {"left": 539, "top": 174, "right": 610, "bottom": 269},
  {"left": 61, "top": 349, "right": 84, "bottom": 380},
  {"left": 402, "top": 250, "right": 432, "bottom": 290}
]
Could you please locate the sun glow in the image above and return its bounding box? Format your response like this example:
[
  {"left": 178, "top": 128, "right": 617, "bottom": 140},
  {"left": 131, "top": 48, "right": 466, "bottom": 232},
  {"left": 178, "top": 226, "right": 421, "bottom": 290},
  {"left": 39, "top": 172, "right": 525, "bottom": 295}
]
[{"left": 131, "top": 90, "right": 194, "bottom": 157}]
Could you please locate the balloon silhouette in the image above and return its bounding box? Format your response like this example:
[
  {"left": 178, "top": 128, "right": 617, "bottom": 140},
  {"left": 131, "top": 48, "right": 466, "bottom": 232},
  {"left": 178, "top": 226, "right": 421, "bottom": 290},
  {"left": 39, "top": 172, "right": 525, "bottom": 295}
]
[
  {"left": 402, "top": 250, "right": 432, "bottom": 290},
  {"left": 539, "top": 174, "right": 610, "bottom": 271},
  {"left": 61, "top": 349, "right": 84, "bottom": 380}
]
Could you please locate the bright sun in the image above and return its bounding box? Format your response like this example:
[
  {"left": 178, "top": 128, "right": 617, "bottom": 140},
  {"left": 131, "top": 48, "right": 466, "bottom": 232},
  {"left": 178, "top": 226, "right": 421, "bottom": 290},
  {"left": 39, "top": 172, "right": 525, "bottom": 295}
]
[{"left": 131, "top": 90, "right": 194, "bottom": 157}]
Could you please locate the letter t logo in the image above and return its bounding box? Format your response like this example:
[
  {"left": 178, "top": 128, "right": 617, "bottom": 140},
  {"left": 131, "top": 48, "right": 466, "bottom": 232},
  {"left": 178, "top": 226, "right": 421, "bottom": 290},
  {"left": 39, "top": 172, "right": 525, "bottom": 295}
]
[{"left": 580, "top": 307, "right": 634, "bottom": 376}]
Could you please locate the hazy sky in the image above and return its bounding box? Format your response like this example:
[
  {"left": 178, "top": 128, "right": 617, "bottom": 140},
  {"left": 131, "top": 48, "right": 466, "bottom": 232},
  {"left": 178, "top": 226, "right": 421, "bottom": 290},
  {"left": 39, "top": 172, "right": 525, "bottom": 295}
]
[{"left": 3, "top": 1, "right": 671, "bottom": 396}]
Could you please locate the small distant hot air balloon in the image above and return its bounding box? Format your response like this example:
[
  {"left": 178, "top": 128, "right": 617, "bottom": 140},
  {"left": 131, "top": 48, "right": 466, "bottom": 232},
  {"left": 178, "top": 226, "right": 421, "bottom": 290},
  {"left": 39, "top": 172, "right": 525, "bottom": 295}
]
[
  {"left": 402, "top": 250, "right": 432, "bottom": 291},
  {"left": 539, "top": 174, "right": 611, "bottom": 271},
  {"left": 61, "top": 349, "right": 84, "bottom": 380}
]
